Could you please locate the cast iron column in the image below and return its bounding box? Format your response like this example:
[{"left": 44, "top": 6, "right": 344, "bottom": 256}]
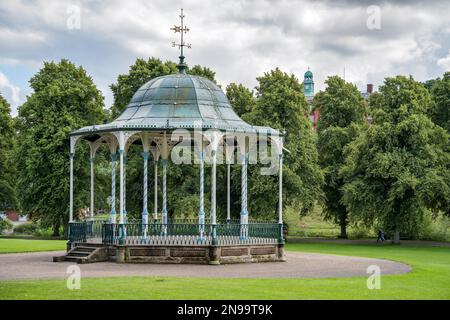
[
  {"left": 69, "top": 153, "right": 74, "bottom": 223},
  {"left": 210, "top": 150, "right": 218, "bottom": 245},
  {"left": 198, "top": 150, "right": 205, "bottom": 242},
  {"left": 110, "top": 153, "right": 117, "bottom": 223},
  {"left": 278, "top": 153, "right": 284, "bottom": 244},
  {"left": 161, "top": 159, "right": 168, "bottom": 236},
  {"left": 118, "top": 148, "right": 126, "bottom": 244},
  {"left": 141, "top": 152, "right": 149, "bottom": 239},
  {"left": 240, "top": 154, "right": 248, "bottom": 240},
  {"left": 89, "top": 156, "right": 95, "bottom": 220}
]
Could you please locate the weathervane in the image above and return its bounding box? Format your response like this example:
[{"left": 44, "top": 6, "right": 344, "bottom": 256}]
[{"left": 171, "top": 8, "right": 191, "bottom": 73}]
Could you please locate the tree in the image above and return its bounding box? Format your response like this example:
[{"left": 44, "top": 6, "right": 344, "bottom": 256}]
[
  {"left": 315, "top": 76, "right": 366, "bottom": 238},
  {"left": 16, "top": 59, "right": 106, "bottom": 235},
  {"left": 0, "top": 93, "right": 17, "bottom": 209},
  {"left": 242, "top": 68, "right": 323, "bottom": 217},
  {"left": 341, "top": 76, "right": 450, "bottom": 243},
  {"left": 187, "top": 65, "right": 216, "bottom": 83},
  {"left": 429, "top": 72, "right": 450, "bottom": 132},
  {"left": 225, "top": 83, "right": 256, "bottom": 116},
  {"left": 110, "top": 58, "right": 178, "bottom": 118}
]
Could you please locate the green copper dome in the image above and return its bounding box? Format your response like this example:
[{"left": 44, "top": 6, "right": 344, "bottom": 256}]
[
  {"left": 304, "top": 70, "right": 313, "bottom": 79},
  {"left": 71, "top": 73, "right": 279, "bottom": 136},
  {"left": 120, "top": 74, "right": 242, "bottom": 125}
]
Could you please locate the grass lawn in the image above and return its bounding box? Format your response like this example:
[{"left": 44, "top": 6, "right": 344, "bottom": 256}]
[
  {"left": 0, "top": 238, "right": 66, "bottom": 254},
  {"left": 1, "top": 242, "right": 449, "bottom": 299}
]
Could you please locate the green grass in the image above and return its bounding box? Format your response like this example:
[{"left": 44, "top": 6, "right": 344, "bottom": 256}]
[
  {"left": 0, "top": 238, "right": 66, "bottom": 254},
  {"left": 1, "top": 242, "right": 449, "bottom": 299}
]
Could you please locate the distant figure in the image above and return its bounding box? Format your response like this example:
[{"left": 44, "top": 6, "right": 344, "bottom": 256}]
[
  {"left": 377, "top": 229, "right": 385, "bottom": 243},
  {"left": 80, "top": 208, "right": 87, "bottom": 220}
]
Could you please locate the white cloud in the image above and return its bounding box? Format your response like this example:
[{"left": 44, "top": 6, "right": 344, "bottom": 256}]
[
  {"left": 0, "top": 72, "right": 21, "bottom": 114},
  {"left": 437, "top": 50, "right": 450, "bottom": 70},
  {"left": 0, "top": 0, "right": 449, "bottom": 107}
]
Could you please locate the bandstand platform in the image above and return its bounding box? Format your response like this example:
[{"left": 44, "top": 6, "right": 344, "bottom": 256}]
[{"left": 55, "top": 220, "right": 285, "bottom": 264}]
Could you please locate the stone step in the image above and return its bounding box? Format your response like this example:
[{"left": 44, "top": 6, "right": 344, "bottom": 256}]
[
  {"left": 63, "top": 255, "right": 86, "bottom": 263},
  {"left": 74, "top": 246, "right": 97, "bottom": 252},
  {"left": 53, "top": 244, "right": 109, "bottom": 264},
  {"left": 76, "top": 243, "right": 104, "bottom": 248},
  {"left": 68, "top": 251, "right": 91, "bottom": 257}
]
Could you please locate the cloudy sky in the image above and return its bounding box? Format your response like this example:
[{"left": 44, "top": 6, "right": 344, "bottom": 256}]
[{"left": 1, "top": 0, "right": 449, "bottom": 115}]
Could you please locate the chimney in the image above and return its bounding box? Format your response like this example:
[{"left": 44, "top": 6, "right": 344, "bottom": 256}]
[{"left": 367, "top": 83, "right": 373, "bottom": 94}]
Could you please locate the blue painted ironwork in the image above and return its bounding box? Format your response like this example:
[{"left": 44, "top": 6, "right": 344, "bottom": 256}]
[
  {"left": 198, "top": 151, "right": 205, "bottom": 243},
  {"left": 69, "top": 153, "right": 74, "bottom": 222},
  {"left": 68, "top": 222, "right": 87, "bottom": 243},
  {"left": 118, "top": 148, "right": 126, "bottom": 244},
  {"left": 161, "top": 159, "right": 168, "bottom": 236},
  {"left": 100, "top": 221, "right": 279, "bottom": 246},
  {"left": 89, "top": 156, "right": 95, "bottom": 220},
  {"left": 123, "top": 155, "right": 128, "bottom": 223},
  {"left": 141, "top": 152, "right": 149, "bottom": 240},
  {"left": 240, "top": 154, "right": 249, "bottom": 240},
  {"left": 110, "top": 153, "right": 117, "bottom": 223}
]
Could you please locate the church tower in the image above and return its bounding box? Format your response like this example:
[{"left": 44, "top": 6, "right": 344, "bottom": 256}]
[{"left": 303, "top": 68, "right": 314, "bottom": 102}]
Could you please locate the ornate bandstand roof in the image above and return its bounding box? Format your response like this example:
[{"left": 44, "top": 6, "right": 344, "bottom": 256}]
[{"left": 71, "top": 73, "right": 279, "bottom": 138}]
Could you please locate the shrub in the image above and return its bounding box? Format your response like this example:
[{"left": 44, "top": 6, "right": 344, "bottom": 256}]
[
  {"left": 0, "top": 218, "right": 13, "bottom": 234},
  {"left": 13, "top": 221, "right": 55, "bottom": 237},
  {"left": 13, "top": 222, "right": 39, "bottom": 235},
  {"left": 417, "top": 212, "right": 450, "bottom": 242},
  {"left": 348, "top": 223, "right": 374, "bottom": 239},
  {"left": 33, "top": 227, "right": 53, "bottom": 237}
]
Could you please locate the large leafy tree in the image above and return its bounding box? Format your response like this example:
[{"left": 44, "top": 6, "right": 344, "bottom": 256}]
[
  {"left": 341, "top": 75, "right": 450, "bottom": 243},
  {"left": 188, "top": 65, "right": 217, "bottom": 83},
  {"left": 16, "top": 59, "right": 106, "bottom": 235},
  {"left": 315, "top": 76, "right": 366, "bottom": 238},
  {"left": 0, "top": 94, "right": 17, "bottom": 209},
  {"left": 429, "top": 72, "right": 450, "bottom": 132},
  {"left": 225, "top": 83, "right": 256, "bottom": 116},
  {"left": 110, "top": 58, "right": 177, "bottom": 118},
  {"left": 242, "top": 68, "right": 323, "bottom": 217}
]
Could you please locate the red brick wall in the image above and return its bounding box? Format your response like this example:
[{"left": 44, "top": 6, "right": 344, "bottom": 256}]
[{"left": 6, "top": 210, "right": 19, "bottom": 222}]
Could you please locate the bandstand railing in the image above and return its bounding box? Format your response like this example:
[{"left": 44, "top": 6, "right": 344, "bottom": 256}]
[{"left": 68, "top": 219, "right": 283, "bottom": 246}]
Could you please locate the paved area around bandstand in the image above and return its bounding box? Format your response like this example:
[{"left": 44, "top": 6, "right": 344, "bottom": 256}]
[{"left": 0, "top": 250, "right": 411, "bottom": 280}]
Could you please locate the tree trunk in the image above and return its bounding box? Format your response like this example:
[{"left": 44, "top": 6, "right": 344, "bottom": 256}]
[
  {"left": 392, "top": 230, "right": 400, "bottom": 244},
  {"left": 339, "top": 219, "right": 348, "bottom": 239},
  {"left": 52, "top": 220, "right": 60, "bottom": 237}
]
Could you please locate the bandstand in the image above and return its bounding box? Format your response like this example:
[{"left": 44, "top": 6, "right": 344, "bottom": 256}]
[{"left": 59, "top": 11, "right": 285, "bottom": 265}]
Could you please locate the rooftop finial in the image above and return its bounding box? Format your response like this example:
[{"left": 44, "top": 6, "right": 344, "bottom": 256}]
[{"left": 171, "top": 8, "right": 191, "bottom": 74}]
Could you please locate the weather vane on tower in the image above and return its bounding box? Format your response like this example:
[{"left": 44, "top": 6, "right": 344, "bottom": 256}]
[{"left": 171, "top": 8, "right": 191, "bottom": 73}]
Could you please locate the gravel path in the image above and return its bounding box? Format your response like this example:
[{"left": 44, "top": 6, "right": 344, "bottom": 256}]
[{"left": 0, "top": 251, "right": 411, "bottom": 280}]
